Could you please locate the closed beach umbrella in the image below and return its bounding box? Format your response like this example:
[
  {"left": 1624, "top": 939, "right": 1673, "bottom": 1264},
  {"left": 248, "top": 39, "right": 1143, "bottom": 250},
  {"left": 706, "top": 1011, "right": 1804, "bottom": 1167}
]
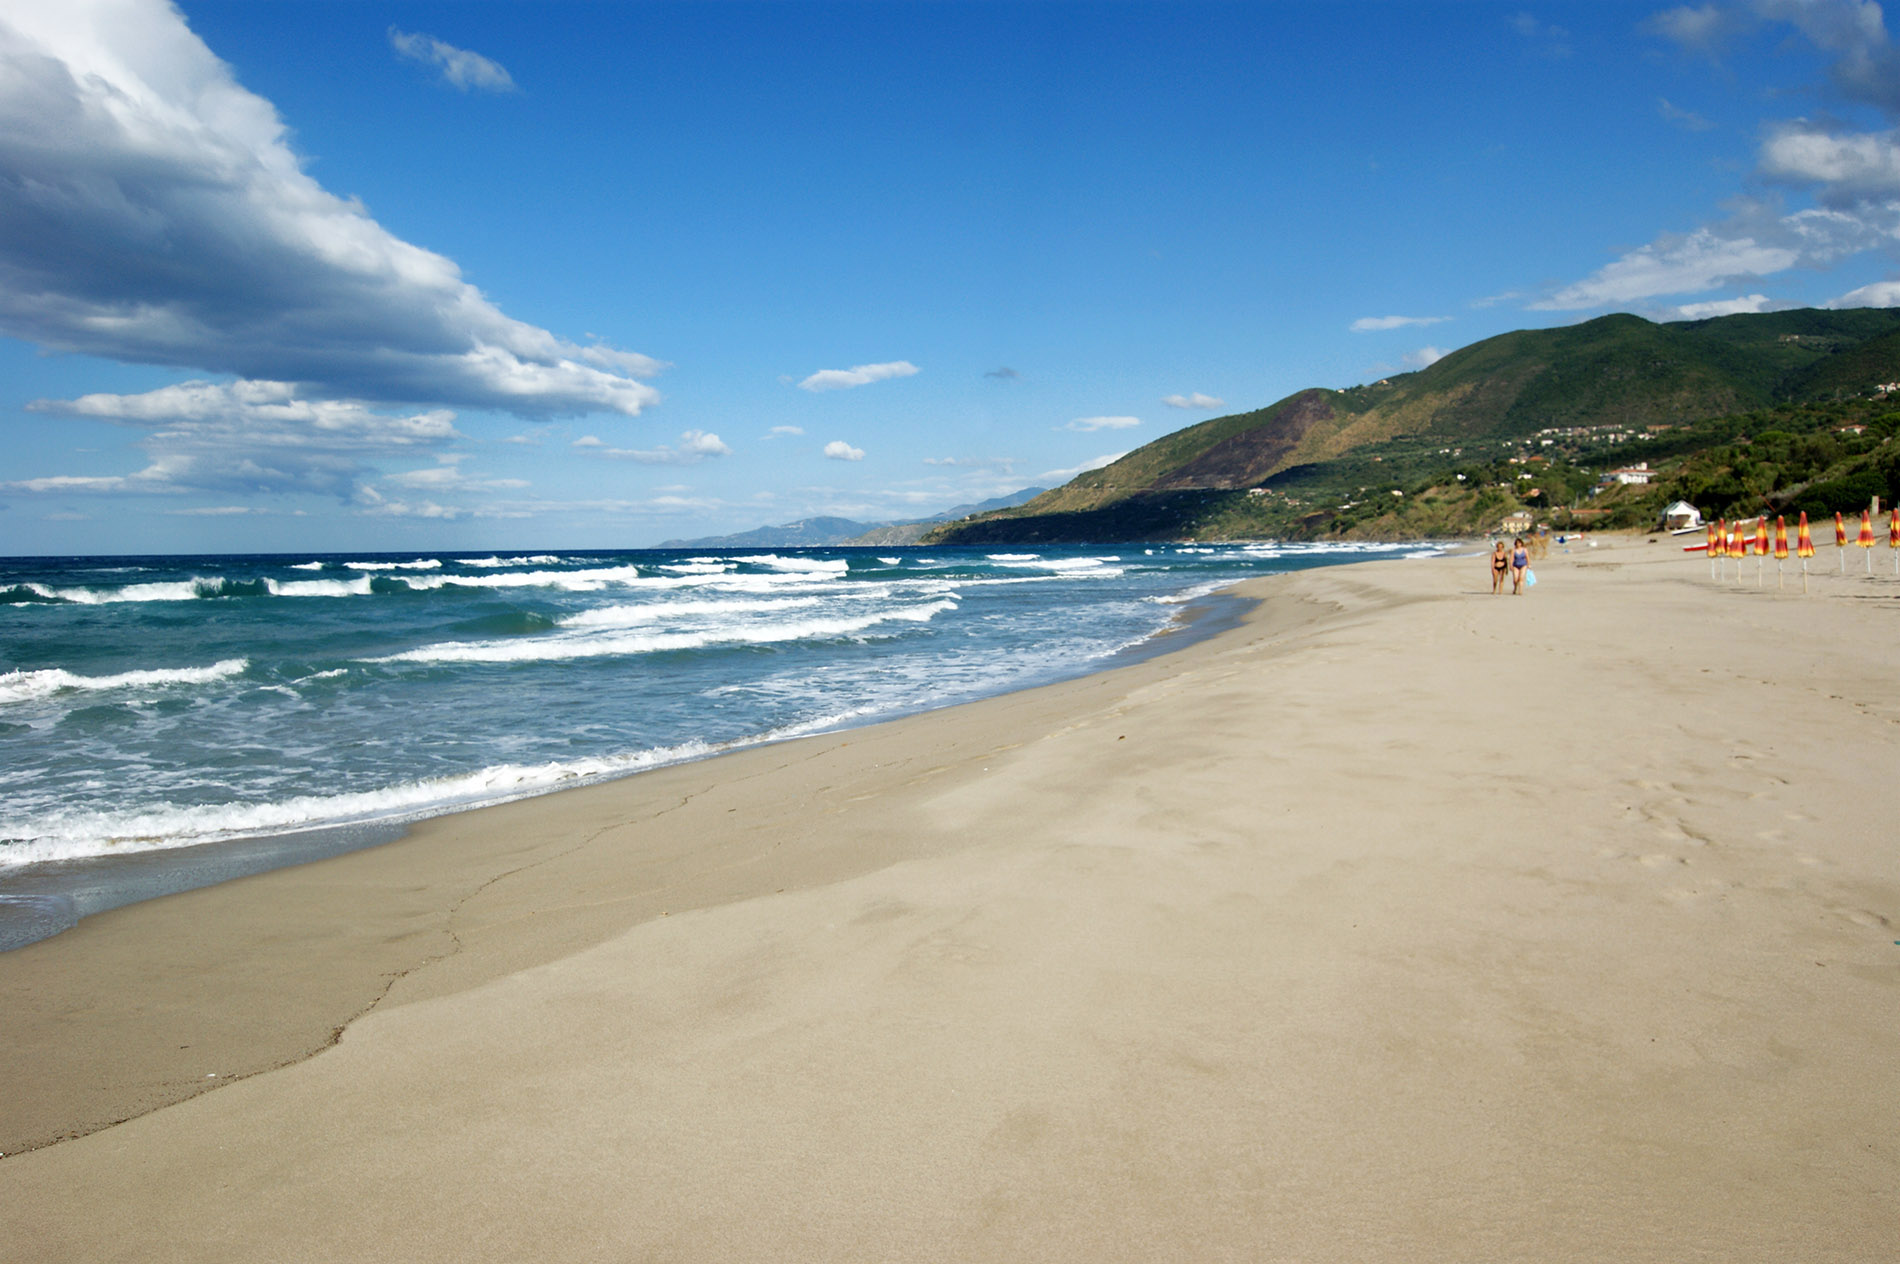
[
  {"left": 1858, "top": 509, "right": 1876, "bottom": 573},
  {"left": 1836, "top": 511, "right": 1848, "bottom": 572},
  {"left": 1797, "top": 511, "right": 1815, "bottom": 593},
  {"left": 1754, "top": 516, "right": 1768, "bottom": 585},
  {"left": 1774, "top": 515, "right": 1788, "bottom": 589},
  {"left": 1890, "top": 508, "right": 1899, "bottom": 575},
  {"left": 1706, "top": 520, "right": 1720, "bottom": 579}
]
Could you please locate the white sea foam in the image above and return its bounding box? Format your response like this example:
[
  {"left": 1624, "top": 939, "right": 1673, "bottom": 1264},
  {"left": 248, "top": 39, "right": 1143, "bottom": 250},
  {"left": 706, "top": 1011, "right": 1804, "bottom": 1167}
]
[
  {"left": 657, "top": 561, "right": 733, "bottom": 574},
  {"left": 559, "top": 595, "right": 827, "bottom": 628},
  {"left": 736, "top": 554, "right": 850, "bottom": 574},
  {"left": 461, "top": 555, "right": 564, "bottom": 568},
  {"left": 271, "top": 576, "right": 374, "bottom": 598},
  {"left": 877, "top": 557, "right": 903, "bottom": 566},
  {"left": 0, "top": 658, "right": 249, "bottom": 705},
  {"left": 376, "top": 599, "right": 958, "bottom": 665},
  {"left": 0, "top": 704, "right": 897, "bottom": 867},
  {"left": 345, "top": 559, "right": 442, "bottom": 572},
  {"left": 289, "top": 561, "right": 326, "bottom": 571},
  {"left": 0, "top": 742, "right": 710, "bottom": 865}
]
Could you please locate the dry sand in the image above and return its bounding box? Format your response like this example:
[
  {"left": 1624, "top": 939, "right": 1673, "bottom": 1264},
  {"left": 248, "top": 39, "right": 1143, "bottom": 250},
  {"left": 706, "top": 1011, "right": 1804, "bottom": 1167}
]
[{"left": 3, "top": 537, "right": 1896, "bottom": 1262}]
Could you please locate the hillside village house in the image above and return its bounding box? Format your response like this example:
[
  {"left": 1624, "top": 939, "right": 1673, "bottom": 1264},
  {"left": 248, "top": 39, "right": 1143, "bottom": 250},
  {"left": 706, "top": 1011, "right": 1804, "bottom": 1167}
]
[
  {"left": 1603, "top": 462, "right": 1655, "bottom": 485},
  {"left": 1500, "top": 510, "right": 1535, "bottom": 534}
]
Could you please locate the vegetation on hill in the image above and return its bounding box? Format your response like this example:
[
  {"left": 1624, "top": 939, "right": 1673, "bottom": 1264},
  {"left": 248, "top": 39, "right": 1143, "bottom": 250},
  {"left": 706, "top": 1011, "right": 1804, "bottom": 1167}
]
[{"left": 926, "top": 308, "right": 1900, "bottom": 544}]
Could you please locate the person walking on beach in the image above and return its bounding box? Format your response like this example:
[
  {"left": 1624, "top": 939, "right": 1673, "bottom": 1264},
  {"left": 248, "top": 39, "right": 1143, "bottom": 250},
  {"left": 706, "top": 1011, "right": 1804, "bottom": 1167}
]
[
  {"left": 1511, "top": 537, "right": 1530, "bottom": 595},
  {"left": 1490, "top": 540, "right": 1510, "bottom": 594}
]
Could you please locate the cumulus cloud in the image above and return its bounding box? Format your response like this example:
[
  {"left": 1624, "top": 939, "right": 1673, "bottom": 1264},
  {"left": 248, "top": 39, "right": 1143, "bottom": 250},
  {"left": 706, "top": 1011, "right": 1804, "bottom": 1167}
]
[
  {"left": 1403, "top": 346, "right": 1449, "bottom": 369},
  {"left": 1760, "top": 121, "right": 1900, "bottom": 201},
  {"left": 1826, "top": 279, "right": 1900, "bottom": 307},
  {"left": 1162, "top": 392, "right": 1224, "bottom": 409},
  {"left": 579, "top": 430, "right": 732, "bottom": 464},
  {"left": 824, "top": 440, "right": 866, "bottom": 461},
  {"left": 1063, "top": 415, "right": 1141, "bottom": 432},
  {"left": 1349, "top": 315, "right": 1451, "bottom": 332},
  {"left": 388, "top": 28, "right": 516, "bottom": 93},
  {"left": 798, "top": 361, "right": 919, "bottom": 392},
  {"left": 17, "top": 379, "right": 459, "bottom": 498},
  {"left": 0, "top": 1, "right": 659, "bottom": 417},
  {"left": 1531, "top": 228, "right": 1799, "bottom": 309},
  {"left": 1671, "top": 293, "right": 1774, "bottom": 318}
]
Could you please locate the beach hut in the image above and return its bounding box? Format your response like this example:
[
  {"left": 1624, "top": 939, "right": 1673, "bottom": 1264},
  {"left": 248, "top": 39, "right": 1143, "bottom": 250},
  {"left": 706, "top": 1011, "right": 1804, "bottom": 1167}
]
[{"left": 1661, "top": 501, "right": 1702, "bottom": 531}]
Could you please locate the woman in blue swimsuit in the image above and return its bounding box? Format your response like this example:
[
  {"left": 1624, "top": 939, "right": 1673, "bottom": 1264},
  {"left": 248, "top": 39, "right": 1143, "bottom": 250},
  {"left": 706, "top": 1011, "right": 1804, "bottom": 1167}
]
[{"left": 1511, "top": 538, "right": 1530, "bottom": 594}]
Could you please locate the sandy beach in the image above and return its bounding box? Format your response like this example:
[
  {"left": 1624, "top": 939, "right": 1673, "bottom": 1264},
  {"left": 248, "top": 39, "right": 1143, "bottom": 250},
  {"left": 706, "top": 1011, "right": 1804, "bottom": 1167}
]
[{"left": 3, "top": 536, "right": 1895, "bottom": 1262}]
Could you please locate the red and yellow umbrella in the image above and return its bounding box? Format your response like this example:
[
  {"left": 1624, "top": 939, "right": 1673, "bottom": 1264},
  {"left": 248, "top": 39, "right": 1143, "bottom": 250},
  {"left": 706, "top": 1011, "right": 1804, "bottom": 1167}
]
[
  {"left": 1836, "top": 511, "right": 1848, "bottom": 572},
  {"left": 1714, "top": 518, "right": 1728, "bottom": 558},
  {"left": 1796, "top": 511, "right": 1815, "bottom": 558},
  {"left": 1891, "top": 507, "right": 1900, "bottom": 549},
  {"left": 1774, "top": 516, "right": 1788, "bottom": 559},
  {"left": 1858, "top": 509, "right": 1876, "bottom": 572},
  {"left": 1755, "top": 516, "right": 1769, "bottom": 556}
]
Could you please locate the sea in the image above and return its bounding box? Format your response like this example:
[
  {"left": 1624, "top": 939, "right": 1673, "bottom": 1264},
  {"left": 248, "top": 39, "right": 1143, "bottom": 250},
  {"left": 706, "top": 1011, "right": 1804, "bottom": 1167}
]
[{"left": 0, "top": 542, "right": 1436, "bottom": 949}]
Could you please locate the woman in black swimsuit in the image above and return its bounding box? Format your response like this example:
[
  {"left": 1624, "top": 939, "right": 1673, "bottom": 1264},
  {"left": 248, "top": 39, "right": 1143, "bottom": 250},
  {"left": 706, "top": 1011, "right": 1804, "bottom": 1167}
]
[{"left": 1490, "top": 540, "right": 1510, "bottom": 594}]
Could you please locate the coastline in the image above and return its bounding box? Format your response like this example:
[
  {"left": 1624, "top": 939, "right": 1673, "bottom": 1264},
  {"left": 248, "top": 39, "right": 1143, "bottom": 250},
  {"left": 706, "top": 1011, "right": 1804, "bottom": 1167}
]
[
  {"left": 4, "top": 534, "right": 1895, "bottom": 1260},
  {"left": 0, "top": 568, "right": 1272, "bottom": 954}
]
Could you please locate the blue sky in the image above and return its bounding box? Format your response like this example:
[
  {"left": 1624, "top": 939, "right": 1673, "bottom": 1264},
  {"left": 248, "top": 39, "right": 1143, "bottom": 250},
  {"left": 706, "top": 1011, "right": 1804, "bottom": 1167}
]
[{"left": 5, "top": 0, "right": 1900, "bottom": 553}]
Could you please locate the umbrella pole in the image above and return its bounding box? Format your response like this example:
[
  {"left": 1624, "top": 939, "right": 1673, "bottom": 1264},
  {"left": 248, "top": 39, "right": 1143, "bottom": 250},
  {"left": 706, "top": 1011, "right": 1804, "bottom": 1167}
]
[
  {"left": 1802, "top": 559, "right": 1809, "bottom": 594},
  {"left": 1777, "top": 559, "right": 1783, "bottom": 590}
]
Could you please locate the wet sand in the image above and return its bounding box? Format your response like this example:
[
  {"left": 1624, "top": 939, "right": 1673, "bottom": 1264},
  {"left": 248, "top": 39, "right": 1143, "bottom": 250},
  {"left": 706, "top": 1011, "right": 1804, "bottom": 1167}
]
[{"left": 3, "top": 536, "right": 1896, "bottom": 1261}]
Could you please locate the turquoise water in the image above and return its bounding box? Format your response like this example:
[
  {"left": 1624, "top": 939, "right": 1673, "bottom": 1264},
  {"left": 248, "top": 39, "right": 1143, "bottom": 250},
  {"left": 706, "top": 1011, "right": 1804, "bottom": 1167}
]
[{"left": 0, "top": 542, "right": 1432, "bottom": 943}]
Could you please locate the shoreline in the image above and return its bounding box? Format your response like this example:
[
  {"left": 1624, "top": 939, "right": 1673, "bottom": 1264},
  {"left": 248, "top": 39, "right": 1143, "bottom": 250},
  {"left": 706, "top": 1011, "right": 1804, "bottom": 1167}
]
[
  {"left": 4, "top": 534, "right": 1895, "bottom": 1260},
  {"left": 0, "top": 573, "right": 1273, "bottom": 954}
]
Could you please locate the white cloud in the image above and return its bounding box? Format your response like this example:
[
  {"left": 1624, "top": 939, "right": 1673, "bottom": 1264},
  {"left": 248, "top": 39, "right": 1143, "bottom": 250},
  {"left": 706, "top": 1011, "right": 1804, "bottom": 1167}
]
[
  {"left": 766, "top": 425, "right": 805, "bottom": 437},
  {"left": 582, "top": 430, "right": 732, "bottom": 464},
  {"left": 1531, "top": 228, "right": 1799, "bottom": 309},
  {"left": 1761, "top": 121, "right": 1900, "bottom": 200},
  {"left": 1161, "top": 392, "right": 1225, "bottom": 409},
  {"left": 388, "top": 28, "right": 516, "bottom": 93},
  {"left": 824, "top": 440, "right": 866, "bottom": 461},
  {"left": 798, "top": 361, "right": 919, "bottom": 392},
  {"left": 1063, "top": 415, "right": 1141, "bottom": 432},
  {"left": 0, "top": 1, "right": 659, "bottom": 416},
  {"left": 19, "top": 379, "right": 458, "bottom": 498},
  {"left": 1403, "top": 346, "right": 1449, "bottom": 369},
  {"left": 1039, "top": 452, "right": 1127, "bottom": 483},
  {"left": 1349, "top": 315, "right": 1451, "bottom": 332},
  {"left": 1671, "top": 293, "right": 1773, "bottom": 318},
  {"left": 1644, "top": 4, "right": 1735, "bottom": 53},
  {"left": 385, "top": 455, "right": 528, "bottom": 492},
  {"left": 1825, "top": 279, "right": 1900, "bottom": 307}
]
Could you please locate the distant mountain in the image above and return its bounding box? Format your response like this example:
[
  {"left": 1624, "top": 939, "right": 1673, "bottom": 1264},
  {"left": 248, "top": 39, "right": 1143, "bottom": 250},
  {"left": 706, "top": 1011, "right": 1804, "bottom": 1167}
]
[
  {"left": 658, "top": 488, "right": 1046, "bottom": 549},
  {"left": 925, "top": 307, "right": 1900, "bottom": 544}
]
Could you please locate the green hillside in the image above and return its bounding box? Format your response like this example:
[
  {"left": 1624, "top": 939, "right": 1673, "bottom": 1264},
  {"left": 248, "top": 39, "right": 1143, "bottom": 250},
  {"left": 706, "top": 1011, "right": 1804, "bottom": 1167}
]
[{"left": 928, "top": 307, "right": 1900, "bottom": 544}]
